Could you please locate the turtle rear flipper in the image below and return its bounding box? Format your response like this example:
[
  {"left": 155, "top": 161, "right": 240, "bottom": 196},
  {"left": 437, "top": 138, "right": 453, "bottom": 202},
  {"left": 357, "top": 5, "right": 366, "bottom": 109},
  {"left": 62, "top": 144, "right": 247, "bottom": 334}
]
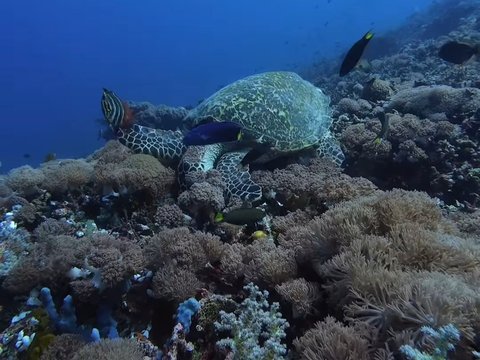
[
  {"left": 216, "top": 151, "right": 262, "bottom": 203},
  {"left": 317, "top": 133, "right": 345, "bottom": 167},
  {"left": 119, "top": 124, "right": 186, "bottom": 166}
]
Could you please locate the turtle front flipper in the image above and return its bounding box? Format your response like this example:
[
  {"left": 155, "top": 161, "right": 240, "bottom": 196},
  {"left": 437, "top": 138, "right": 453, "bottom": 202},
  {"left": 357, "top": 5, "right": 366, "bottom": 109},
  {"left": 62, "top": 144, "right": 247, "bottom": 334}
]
[
  {"left": 216, "top": 150, "right": 262, "bottom": 203},
  {"left": 119, "top": 124, "right": 186, "bottom": 165},
  {"left": 101, "top": 88, "right": 186, "bottom": 165},
  {"left": 317, "top": 133, "right": 345, "bottom": 167}
]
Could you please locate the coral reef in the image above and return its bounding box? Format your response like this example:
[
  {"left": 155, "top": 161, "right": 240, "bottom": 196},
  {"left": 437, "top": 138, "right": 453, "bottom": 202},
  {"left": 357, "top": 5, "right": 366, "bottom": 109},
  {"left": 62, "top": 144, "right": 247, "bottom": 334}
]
[{"left": 2, "top": 2, "right": 480, "bottom": 359}]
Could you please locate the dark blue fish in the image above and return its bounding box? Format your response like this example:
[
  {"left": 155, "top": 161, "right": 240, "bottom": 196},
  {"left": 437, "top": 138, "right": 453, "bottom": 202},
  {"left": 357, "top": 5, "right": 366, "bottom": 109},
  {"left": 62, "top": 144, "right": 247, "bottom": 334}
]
[
  {"left": 340, "top": 31, "right": 374, "bottom": 77},
  {"left": 183, "top": 121, "right": 243, "bottom": 146}
]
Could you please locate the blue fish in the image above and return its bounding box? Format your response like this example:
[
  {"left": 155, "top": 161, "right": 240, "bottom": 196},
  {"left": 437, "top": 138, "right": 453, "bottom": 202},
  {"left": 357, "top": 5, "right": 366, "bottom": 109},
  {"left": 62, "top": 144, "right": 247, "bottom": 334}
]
[{"left": 183, "top": 121, "right": 243, "bottom": 146}]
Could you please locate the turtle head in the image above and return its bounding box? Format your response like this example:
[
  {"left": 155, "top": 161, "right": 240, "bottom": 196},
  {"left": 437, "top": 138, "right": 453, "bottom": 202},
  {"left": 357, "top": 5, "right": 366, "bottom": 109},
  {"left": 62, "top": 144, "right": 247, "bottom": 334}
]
[{"left": 101, "top": 88, "right": 134, "bottom": 130}]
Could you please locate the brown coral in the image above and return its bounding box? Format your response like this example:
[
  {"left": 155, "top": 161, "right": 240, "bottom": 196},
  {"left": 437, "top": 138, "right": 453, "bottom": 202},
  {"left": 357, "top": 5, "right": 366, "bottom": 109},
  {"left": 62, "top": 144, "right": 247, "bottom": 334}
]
[
  {"left": 40, "top": 159, "right": 94, "bottom": 195},
  {"left": 71, "top": 339, "right": 144, "bottom": 360},
  {"left": 94, "top": 153, "right": 175, "bottom": 199},
  {"left": 293, "top": 316, "right": 371, "bottom": 360},
  {"left": 275, "top": 278, "right": 320, "bottom": 318}
]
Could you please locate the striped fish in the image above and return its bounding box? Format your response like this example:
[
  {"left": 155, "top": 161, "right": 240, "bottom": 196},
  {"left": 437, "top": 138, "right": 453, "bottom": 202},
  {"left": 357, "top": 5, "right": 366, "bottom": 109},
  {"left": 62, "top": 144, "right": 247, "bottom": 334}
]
[{"left": 101, "top": 88, "right": 134, "bottom": 130}]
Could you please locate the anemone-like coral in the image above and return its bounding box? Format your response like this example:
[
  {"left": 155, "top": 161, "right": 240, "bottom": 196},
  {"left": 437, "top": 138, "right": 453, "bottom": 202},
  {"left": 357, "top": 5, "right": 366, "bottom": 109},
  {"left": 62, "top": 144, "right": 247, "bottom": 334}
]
[
  {"left": 252, "top": 159, "right": 377, "bottom": 211},
  {"left": 2, "top": 234, "right": 91, "bottom": 294},
  {"left": 154, "top": 203, "right": 188, "bottom": 228},
  {"left": 144, "top": 227, "right": 224, "bottom": 271},
  {"left": 5, "top": 165, "right": 46, "bottom": 197},
  {"left": 150, "top": 264, "right": 203, "bottom": 302},
  {"left": 293, "top": 316, "right": 371, "bottom": 360},
  {"left": 71, "top": 339, "right": 144, "bottom": 360},
  {"left": 275, "top": 278, "right": 320, "bottom": 318},
  {"left": 94, "top": 153, "right": 175, "bottom": 199},
  {"left": 85, "top": 234, "right": 144, "bottom": 290},
  {"left": 177, "top": 181, "right": 225, "bottom": 221},
  {"left": 40, "top": 159, "right": 94, "bottom": 195},
  {"left": 40, "top": 334, "right": 87, "bottom": 360}
]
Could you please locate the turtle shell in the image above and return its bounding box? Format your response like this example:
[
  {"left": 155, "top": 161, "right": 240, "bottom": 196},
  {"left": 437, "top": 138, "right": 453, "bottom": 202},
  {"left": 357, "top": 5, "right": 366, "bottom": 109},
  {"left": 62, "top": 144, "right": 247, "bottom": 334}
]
[{"left": 185, "top": 71, "right": 332, "bottom": 152}]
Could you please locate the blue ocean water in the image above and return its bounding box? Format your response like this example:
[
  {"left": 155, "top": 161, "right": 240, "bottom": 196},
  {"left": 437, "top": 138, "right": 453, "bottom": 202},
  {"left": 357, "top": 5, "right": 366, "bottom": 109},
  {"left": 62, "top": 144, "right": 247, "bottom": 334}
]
[{"left": 1, "top": 0, "right": 434, "bottom": 173}]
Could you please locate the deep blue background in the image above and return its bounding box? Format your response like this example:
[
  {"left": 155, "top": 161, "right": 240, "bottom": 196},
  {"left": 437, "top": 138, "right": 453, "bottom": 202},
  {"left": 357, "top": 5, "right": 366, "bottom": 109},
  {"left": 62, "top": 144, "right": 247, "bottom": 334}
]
[{"left": 1, "top": 0, "right": 435, "bottom": 172}]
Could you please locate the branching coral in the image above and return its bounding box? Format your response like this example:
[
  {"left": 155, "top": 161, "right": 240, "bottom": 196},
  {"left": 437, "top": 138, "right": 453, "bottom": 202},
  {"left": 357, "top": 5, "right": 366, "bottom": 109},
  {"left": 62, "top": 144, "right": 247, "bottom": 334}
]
[{"left": 215, "top": 283, "right": 289, "bottom": 359}]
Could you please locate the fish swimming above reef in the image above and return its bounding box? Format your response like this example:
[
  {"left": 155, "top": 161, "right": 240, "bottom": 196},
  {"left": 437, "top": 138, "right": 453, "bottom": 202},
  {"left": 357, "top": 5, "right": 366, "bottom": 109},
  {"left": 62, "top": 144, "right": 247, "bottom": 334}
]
[
  {"left": 438, "top": 41, "right": 479, "bottom": 64},
  {"left": 215, "top": 207, "right": 266, "bottom": 225},
  {"left": 101, "top": 88, "right": 135, "bottom": 129},
  {"left": 373, "top": 112, "right": 390, "bottom": 145},
  {"left": 339, "top": 31, "right": 374, "bottom": 76},
  {"left": 183, "top": 121, "right": 244, "bottom": 146}
]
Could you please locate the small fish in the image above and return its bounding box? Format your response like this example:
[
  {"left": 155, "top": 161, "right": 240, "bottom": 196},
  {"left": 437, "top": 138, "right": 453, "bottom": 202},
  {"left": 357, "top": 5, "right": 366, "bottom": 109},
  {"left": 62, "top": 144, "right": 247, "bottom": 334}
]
[
  {"left": 23, "top": 153, "right": 31, "bottom": 159},
  {"left": 373, "top": 112, "right": 390, "bottom": 145},
  {"left": 339, "top": 31, "right": 374, "bottom": 77},
  {"left": 215, "top": 208, "right": 266, "bottom": 225},
  {"left": 251, "top": 230, "right": 268, "bottom": 240},
  {"left": 44, "top": 153, "right": 57, "bottom": 162},
  {"left": 101, "top": 88, "right": 134, "bottom": 130},
  {"left": 240, "top": 143, "right": 272, "bottom": 166},
  {"left": 183, "top": 121, "right": 243, "bottom": 146},
  {"left": 438, "top": 41, "right": 479, "bottom": 64}
]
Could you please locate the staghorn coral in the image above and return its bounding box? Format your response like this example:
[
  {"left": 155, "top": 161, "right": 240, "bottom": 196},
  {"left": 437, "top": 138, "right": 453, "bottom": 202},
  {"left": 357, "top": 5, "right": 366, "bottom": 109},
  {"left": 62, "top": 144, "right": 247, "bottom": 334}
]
[
  {"left": 293, "top": 316, "right": 370, "bottom": 360},
  {"left": 275, "top": 278, "right": 320, "bottom": 318}
]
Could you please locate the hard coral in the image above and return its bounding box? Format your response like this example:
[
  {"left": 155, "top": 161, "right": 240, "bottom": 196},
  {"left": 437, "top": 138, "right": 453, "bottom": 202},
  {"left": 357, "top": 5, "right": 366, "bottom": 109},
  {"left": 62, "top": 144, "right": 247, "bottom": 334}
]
[{"left": 387, "top": 85, "right": 480, "bottom": 119}]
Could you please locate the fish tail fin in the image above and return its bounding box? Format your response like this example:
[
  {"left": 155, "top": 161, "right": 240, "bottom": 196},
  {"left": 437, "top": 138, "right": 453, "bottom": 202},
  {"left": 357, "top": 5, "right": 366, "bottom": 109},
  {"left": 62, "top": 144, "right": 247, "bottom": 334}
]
[{"left": 214, "top": 213, "right": 224, "bottom": 223}]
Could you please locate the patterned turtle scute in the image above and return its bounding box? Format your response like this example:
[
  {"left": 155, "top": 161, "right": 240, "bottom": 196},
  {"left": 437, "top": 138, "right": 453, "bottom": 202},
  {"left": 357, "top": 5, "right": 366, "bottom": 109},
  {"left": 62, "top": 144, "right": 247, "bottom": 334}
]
[
  {"left": 119, "top": 124, "right": 187, "bottom": 166},
  {"left": 185, "top": 71, "right": 334, "bottom": 154}
]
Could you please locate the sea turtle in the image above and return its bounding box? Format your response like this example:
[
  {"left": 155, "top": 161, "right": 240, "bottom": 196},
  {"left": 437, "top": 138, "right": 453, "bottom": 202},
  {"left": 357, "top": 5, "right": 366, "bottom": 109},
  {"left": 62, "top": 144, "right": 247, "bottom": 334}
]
[{"left": 101, "top": 71, "right": 344, "bottom": 203}]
